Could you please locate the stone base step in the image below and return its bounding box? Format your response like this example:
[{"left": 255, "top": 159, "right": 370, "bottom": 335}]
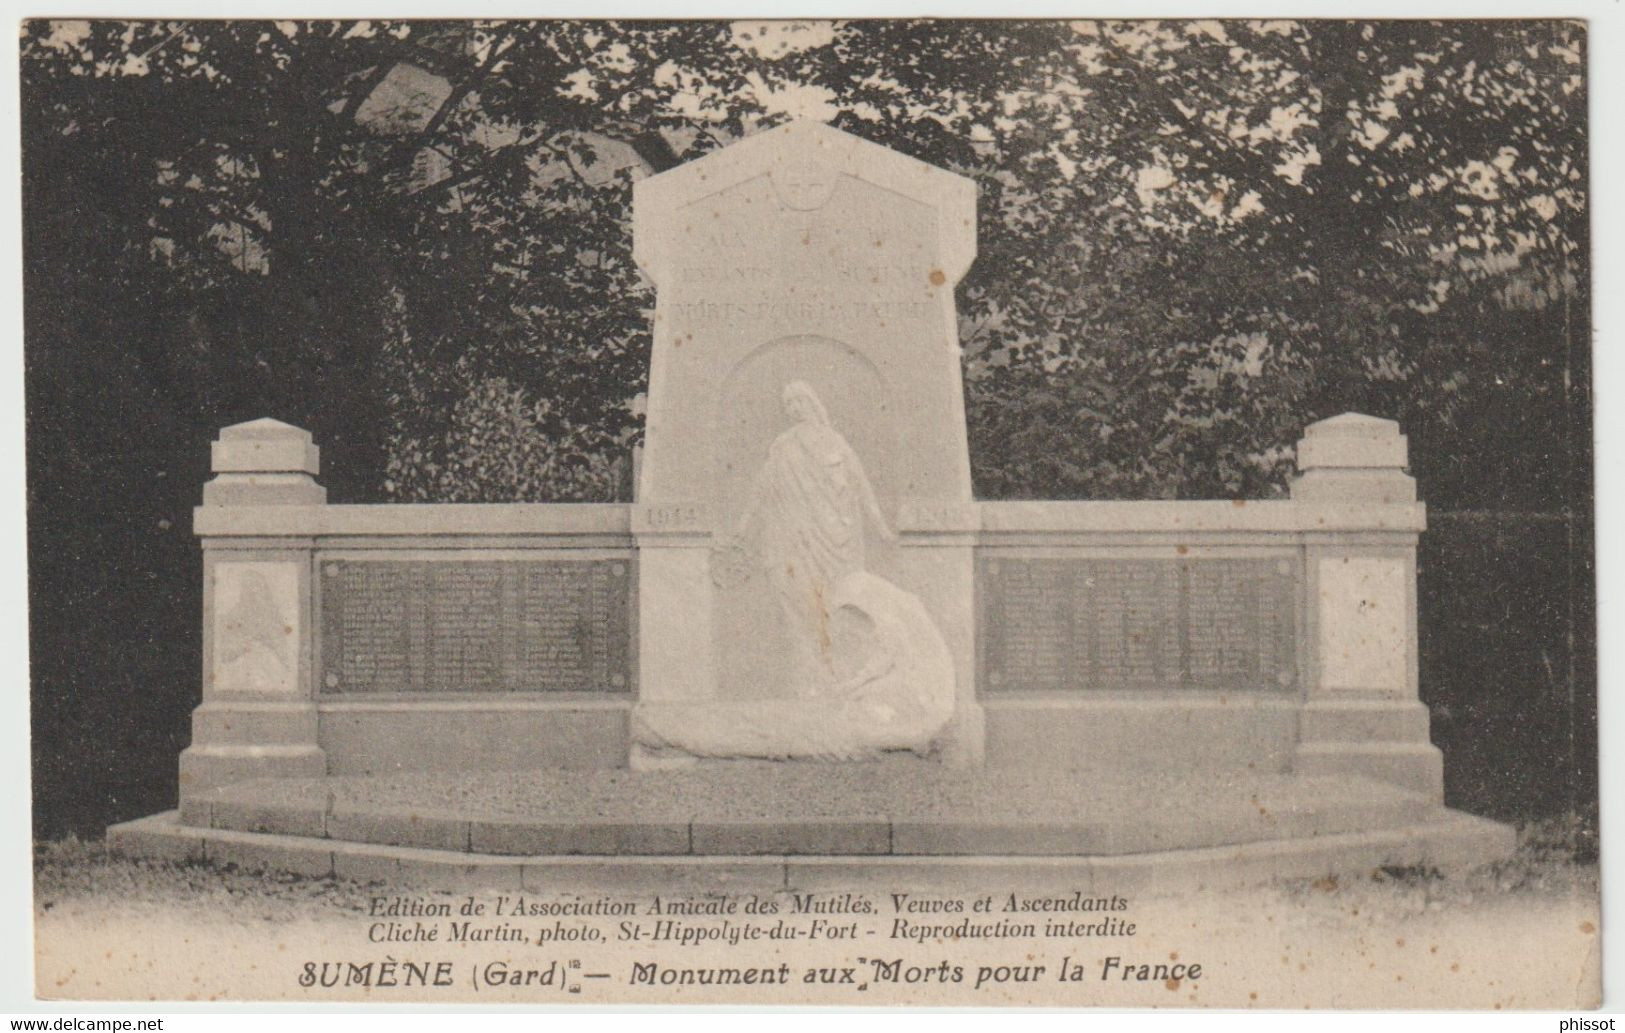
[
  {"left": 178, "top": 765, "right": 1451, "bottom": 858},
  {"left": 1294, "top": 741, "right": 1444, "bottom": 798},
  {"left": 107, "top": 809, "right": 1518, "bottom": 897},
  {"left": 179, "top": 744, "right": 327, "bottom": 793}
]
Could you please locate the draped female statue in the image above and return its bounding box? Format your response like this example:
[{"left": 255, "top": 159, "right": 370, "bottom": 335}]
[
  {"left": 735, "top": 380, "right": 893, "bottom": 697},
  {"left": 631, "top": 570, "right": 956, "bottom": 763}
]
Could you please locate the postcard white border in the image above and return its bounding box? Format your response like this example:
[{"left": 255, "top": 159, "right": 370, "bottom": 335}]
[{"left": 1, "top": 1, "right": 1618, "bottom": 1023}]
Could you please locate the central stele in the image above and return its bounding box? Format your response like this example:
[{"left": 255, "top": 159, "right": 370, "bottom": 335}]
[{"left": 628, "top": 120, "right": 983, "bottom": 768}]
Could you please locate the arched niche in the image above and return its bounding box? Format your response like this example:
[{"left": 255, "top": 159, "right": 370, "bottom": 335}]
[{"left": 712, "top": 334, "right": 901, "bottom": 700}]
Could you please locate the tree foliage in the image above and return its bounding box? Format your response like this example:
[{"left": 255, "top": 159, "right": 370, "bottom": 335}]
[
  {"left": 22, "top": 19, "right": 1588, "bottom": 506},
  {"left": 21, "top": 19, "right": 1593, "bottom": 838}
]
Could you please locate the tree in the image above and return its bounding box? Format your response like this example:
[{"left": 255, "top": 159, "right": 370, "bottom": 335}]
[
  {"left": 22, "top": 19, "right": 1591, "bottom": 836},
  {"left": 23, "top": 19, "right": 1585, "bottom": 507}
]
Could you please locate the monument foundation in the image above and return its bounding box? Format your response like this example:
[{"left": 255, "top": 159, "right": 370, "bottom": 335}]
[{"left": 112, "top": 122, "right": 1512, "bottom": 889}]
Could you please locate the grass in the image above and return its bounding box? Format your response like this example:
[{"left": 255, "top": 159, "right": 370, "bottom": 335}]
[
  {"left": 34, "top": 835, "right": 388, "bottom": 922},
  {"left": 1267, "top": 808, "right": 1599, "bottom": 925}
]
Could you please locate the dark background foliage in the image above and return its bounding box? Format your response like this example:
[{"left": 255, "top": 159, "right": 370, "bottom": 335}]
[{"left": 21, "top": 19, "right": 1592, "bottom": 837}]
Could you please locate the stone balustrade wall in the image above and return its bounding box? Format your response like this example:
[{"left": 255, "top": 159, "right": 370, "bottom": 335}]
[{"left": 179, "top": 412, "right": 1440, "bottom": 801}]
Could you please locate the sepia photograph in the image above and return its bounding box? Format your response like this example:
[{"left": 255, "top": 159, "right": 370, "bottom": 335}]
[{"left": 18, "top": 16, "right": 1601, "bottom": 1009}]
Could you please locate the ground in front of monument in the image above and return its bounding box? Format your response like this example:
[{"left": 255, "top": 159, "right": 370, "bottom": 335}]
[{"left": 35, "top": 828, "right": 1598, "bottom": 1007}]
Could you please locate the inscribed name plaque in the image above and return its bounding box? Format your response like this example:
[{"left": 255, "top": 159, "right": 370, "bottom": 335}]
[
  {"left": 979, "top": 556, "right": 1297, "bottom": 693},
  {"left": 319, "top": 559, "right": 631, "bottom": 694}
]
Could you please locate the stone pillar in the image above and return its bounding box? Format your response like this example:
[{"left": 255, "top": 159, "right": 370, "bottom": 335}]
[
  {"left": 630, "top": 502, "right": 716, "bottom": 706},
  {"left": 895, "top": 499, "right": 985, "bottom": 767},
  {"left": 1291, "top": 413, "right": 1442, "bottom": 798},
  {"left": 178, "top": 419, "right": 327, "bottom": 810}
]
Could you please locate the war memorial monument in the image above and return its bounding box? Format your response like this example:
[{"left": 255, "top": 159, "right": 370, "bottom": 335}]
[{"left": 108, "top": 120, "right": 1516, "bottom": 890}]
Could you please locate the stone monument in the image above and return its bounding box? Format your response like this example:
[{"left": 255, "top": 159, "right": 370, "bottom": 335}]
[
  {"left": 628, "top": 120, "right": 983, "bottom": 767},
  {"left": 109, "top": 121, "right": 1515, "bottom": 890}
]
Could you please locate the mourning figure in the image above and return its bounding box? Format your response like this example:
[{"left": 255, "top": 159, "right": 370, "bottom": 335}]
[{"left": 736, "top": 379, "right": 893, "bottom": 697}]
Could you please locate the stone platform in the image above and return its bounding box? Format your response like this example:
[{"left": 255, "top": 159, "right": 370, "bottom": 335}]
[{"left": 109, "top": 762, "right": 1516, "bottom": 895}]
